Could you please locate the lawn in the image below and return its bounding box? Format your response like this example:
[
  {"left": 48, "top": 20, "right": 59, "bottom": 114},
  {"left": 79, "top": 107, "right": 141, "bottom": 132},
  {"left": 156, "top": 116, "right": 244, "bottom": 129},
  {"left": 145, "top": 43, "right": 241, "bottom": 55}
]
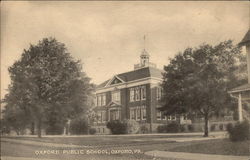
[
  {"left": 4, "top": 134, "right": 200, "bottom": 147},
  {"left": 168, "top": 139, "right": 250, "bottom": 156}
]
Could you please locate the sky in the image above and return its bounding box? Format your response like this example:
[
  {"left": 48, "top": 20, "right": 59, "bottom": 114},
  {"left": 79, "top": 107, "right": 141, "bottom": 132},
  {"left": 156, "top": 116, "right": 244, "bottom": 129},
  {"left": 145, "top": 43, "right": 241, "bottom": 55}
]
[{"left": 1, "top": 1, "right": 249, "bottom": 99}]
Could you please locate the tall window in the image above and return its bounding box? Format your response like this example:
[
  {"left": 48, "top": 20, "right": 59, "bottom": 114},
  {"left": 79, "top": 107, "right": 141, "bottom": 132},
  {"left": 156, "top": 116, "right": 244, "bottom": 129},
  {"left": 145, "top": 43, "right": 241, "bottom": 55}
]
[
  {"left": 141, "top": 86, "right": 146, "bottom": 100},
  {"left": 130, "top": 108, "right": 136, "bottom": 120},
  {"left": 101, "top": 111, "right": 106, "bottom": 122},
  {"left": 130, "top": 88, "right": 135, "bottom": 102},
  {"left": 96, "top": 94, "right": 106, "bottom": 106},
  {"left": 157, "top": 110, "right": 162, "bottom": 120},
  {"left": 97, "top": 112, "right": 101, "bottom": 123},
  {"left": 112, "top": 91, "right": 120, "bottom": 103},
  {"left": 101, "top": 94, "right": 106, "bottom": 106},
  {"left": 171, "top": 115, "right": 176, "bottom": 120},
  {"left": 130, "top": 106, "right": 146, "bottom": 121},
  {"left": 136, "top": 107, "right": 141, "bottom": 120},
  {"left": 141, "top": 106, "right": 146, "bottom": 120},
  {"left": 156, "top": 87, "right": 163, "bottom": 100},
  {"left": 110, "top": 110, "right": 120, "bottom": 121},
  {"left": 97, "top": 96, "right": 102, "bottom": 106},
  {"left": 135, "top": 87, "right": 140, "bottom": 101}
]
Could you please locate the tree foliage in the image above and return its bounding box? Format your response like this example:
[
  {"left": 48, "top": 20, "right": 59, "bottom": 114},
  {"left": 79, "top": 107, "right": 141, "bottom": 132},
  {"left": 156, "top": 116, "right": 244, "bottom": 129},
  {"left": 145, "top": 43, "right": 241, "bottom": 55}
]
[
  {"left": 160, "top": 40, "right": 247, "bottom": 137},
  {"left": 2, "top": 38, "right": 94, "bottom": 137}
]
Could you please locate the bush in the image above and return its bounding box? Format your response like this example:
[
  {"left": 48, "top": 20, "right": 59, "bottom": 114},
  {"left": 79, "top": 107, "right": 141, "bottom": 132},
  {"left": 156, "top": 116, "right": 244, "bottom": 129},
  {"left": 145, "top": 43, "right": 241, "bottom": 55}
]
[
  {"left": 46, "top": 123, "right": 64, "bottom": 135},
  {"left": 226, "top": 123, "right": 233, "bottom": 132},
  {"left": 89, "top": 128, "right": 96, "bottom": 135},
  {"left": 227, "top": 121, "right": 250, "bottom": 142},
  {"left": 124, "top": 120, "right": 140, "bottom": 134},
  {"left": 167, "top": 122, "right": 180, "bottom": 133},
  {"left": 69, "top": 117, "right": 88, "bottom": 135},
  {"left": 140, "top": 124, "right": 149, "bottom": 134},
  {"left": 187, "top": 124, "right": 194, "bottom": 132},
  {"left": 210, "top": 124, "right": 216, "bottom": 131},
  {"left": 157, "top": 124, "right": 168, "bottom": 133},
  {"left": 180, "top": 125, "right": 186, "bottom": 132},
  {"left": 219, "top": 124, "right": 224, "bottom": 130},
  {"left": 106, "top": 120, "right": 127, "bottom": 134},
  {"left": 157, "top": 122, "right": 180, "bottom": 133}
]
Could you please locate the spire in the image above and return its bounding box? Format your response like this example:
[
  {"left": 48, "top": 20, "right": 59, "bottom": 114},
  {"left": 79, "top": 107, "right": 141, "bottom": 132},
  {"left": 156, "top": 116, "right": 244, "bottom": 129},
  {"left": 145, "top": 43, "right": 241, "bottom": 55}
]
[
  {"left": 141, "top": 35, "right": 149, "bottom": 57},
  {"left": 134, "top": 35, "right": 156, "bottom": 70}
]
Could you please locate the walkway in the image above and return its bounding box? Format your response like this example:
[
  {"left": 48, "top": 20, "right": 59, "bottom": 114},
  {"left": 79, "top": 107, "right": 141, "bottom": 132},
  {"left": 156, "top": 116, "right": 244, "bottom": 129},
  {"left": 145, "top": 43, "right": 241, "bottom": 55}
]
[{"left": 145, "top": 150, "right": 249, "bottom": 160}]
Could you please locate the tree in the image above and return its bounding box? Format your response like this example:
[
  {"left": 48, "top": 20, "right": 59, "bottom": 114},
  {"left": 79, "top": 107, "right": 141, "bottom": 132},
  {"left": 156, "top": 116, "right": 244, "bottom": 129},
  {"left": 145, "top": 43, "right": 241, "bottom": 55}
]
[
  {"left": 160, "top": 40, "right": 247, "bottom": 137},
  {"left": 2, "top": 38, "right": 94, "bottom": 137}
]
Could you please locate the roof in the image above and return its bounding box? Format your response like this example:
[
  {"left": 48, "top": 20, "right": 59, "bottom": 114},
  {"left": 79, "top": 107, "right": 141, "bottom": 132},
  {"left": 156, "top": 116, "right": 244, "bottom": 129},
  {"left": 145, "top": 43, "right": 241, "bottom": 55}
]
[
  {"left": 229, "top": 83, "right": 250, "bottom": 93},
  {"left": 239, "top": 29, "right": 250, "bottom": 46},
  {"left": 97, "top": 67, "right": 163, "bottom": 89}
]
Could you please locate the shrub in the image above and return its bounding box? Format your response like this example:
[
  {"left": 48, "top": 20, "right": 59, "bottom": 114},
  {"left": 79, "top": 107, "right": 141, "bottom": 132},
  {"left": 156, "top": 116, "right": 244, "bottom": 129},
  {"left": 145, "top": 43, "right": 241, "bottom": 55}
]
[
  {"left": 89, "top": 128, "right": 96, "bottom": 135},
  {"left": 140, "top": 124, "right": 149, "bottom": 134},
  {"left": 227, "top": 121, "right": 250, "bottom": 142},
  {"left": 69, "top": 117, "right": 88, "bottom": 135},
  {"left": 210, "top": 124, "right": 216, "bottom": 131},
  {"left": 106, "top": 120, "right": 127, "bottom": 134},
  {"left": 124, "top": 120, "right": 140, "bottom": 134},
  {"left": 187, "top": 124, "right": 194, "bottom": 132},
  {"left": 180, "top": 125, "right": 186, "bottom": 132},
  {"left": 157, "top": 124, "right": 168, "bottom": 133},
  {"left": 226, "top": 123, "right": 233, "bottom": 133},
  {"left": 157, "top": 122, "right": 180, "bottom": 133},
  {"left": 167, "top": 122, "right": 180, "bottom": 133},
  {"left": 219, "top": 124, "right": 224, "bottom": 130},
  {"left": 46, "top": 123, "right": 64, "bottom": 135}
]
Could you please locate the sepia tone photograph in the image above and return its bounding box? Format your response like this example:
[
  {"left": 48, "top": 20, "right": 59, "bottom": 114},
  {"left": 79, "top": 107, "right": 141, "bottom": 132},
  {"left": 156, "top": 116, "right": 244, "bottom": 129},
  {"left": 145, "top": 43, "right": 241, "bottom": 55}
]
[{"left": 1, "top": 1, "right": 250, "bottom": 160}]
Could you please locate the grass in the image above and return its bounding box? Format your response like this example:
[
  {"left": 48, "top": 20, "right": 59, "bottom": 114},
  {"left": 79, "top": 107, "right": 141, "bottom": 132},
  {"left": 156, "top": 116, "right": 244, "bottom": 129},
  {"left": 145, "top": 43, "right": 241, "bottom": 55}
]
[
  {"left": 4, "top": 134, "right": 201, "bottom": 147},
  {"left": 168, "top": 139, "right": 250, "bottom": 156}
]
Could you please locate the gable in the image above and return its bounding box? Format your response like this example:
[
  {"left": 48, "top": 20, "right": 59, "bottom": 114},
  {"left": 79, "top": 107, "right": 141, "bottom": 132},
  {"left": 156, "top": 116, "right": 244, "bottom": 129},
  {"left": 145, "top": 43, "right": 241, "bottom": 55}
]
[
  {"left": 105, "top": 75, "right": 125, "bottom": 87},
  {"left": 110, "top": 77, "right": 122, "bottom": 85}
]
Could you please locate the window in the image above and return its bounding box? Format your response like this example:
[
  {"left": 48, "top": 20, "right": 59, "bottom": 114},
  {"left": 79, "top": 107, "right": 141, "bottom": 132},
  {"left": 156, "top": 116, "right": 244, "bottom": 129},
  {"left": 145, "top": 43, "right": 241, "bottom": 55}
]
[
  {"left": 112, "top": 91, "right": 120, "bottom": 103},
  {"left": 130, "top": 108, "right": 136, "bottom": 120},
  {"left": 162, "top": 114, "right": 167, "bottom": 120},
  {"left": 167, "top": 116, "right": 171, "bottom": 120},
  {"left": 156, "top": 87, "right": 163, "bottom": 100},
  {"left": 110, "top": 110, "right": 120, "bottom": 121},
  {"left": 136, "top": 107, "right": 141, "bottom": 121},
  {"left": 171, "top": 115, "right": 176, "bottom": 121},
  {"left": 130, "top": 88, "right": 135, "bottom": 102},
  {"left": 157, "top": 110, "right": 162, "bottom": 120},
  {"left": 101, "top": 111, "right": 106, "bottom": 122},
  {"left": 183, "top": 114, "right": 188, "bottom": 120},
  {"left": 141, "top": 106, "right": 146, "bottom": 120},
  {"left": 95, "top": 96, "right": 98, "bottom": 106},
  {"left": 97, "top": 112, "right": 101, "bottom": 123},
  {"left": 135, "top": 87, "right": 140, "bottom": 101},
  {"left": 101, "top": 94, "right": 106, "bottom": 106},
  {"left": 141, "top": 86, "right": 146, "bottom": 100},
  {"left": 96, "top": 94, "right": 106, "bottom": 106},
  {"left": 97, "top": 96, "right": 101, "bottom": 106}
]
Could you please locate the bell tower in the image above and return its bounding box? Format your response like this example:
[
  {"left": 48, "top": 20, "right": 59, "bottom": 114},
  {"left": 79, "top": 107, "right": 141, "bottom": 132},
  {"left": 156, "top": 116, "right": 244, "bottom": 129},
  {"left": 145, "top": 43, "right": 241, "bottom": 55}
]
[
  {"left": 140, "top": 49, "right": 149, "bottom": 67},
  {"left": 134, "top": 35, "right": 156, "bottom": 70}
]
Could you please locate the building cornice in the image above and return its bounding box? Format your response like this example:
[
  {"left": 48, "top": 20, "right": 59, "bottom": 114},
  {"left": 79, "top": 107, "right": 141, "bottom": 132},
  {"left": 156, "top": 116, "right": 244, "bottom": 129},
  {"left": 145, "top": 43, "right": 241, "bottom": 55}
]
[{"left": 95, "top": 77, "right": 162, "bottom": 94}]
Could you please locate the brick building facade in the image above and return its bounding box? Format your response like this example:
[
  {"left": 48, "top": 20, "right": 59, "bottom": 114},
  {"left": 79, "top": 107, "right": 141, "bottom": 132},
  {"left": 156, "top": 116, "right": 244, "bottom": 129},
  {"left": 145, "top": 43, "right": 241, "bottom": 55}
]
[{"left": 91, "top": 49, "right": 191, "bottom": 134}]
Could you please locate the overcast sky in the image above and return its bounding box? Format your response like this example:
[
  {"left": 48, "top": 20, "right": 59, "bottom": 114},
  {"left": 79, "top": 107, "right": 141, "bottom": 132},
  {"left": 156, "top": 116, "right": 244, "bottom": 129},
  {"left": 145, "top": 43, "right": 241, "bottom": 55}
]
[{"left": 1, "top": 1, "right": 249, "bottom": 99}]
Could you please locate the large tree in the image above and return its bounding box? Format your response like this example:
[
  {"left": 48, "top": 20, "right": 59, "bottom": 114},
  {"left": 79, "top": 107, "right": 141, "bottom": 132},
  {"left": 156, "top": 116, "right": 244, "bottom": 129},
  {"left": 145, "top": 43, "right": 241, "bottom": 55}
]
[
  {"left": 3, "top": 38, "right": 94, "bottom": 137},
  {"left": 160, "top": 40, "right": 247, "bottom": 137}
]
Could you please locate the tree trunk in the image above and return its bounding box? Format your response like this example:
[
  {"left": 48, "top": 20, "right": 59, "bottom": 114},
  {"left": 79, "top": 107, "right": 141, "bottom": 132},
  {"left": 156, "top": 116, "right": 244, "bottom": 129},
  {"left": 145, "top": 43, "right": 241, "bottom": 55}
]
[
  {"left": 31, "top": 122, "right": 35, "bottom": 135},
  {"left": 204, "top": 114, "right": 209, "bottom": 137},
  {"left": 37, "top": 119, "right": 42, "bottom": 138}
]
